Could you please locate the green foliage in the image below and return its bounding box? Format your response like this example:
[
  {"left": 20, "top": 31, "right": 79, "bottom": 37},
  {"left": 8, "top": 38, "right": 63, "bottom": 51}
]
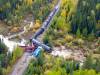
[
  {"left": 13, "top": 46, "right": 23, "bottom": 59},
  {"left": 24, "top": 52, "right": 80, "bottom": 75},
  {"left": 44, "top": 70, "right": 62, "bottom": 75},
  {"left": 65, "top": 61, "right": 80, "bottom": 74},
  {"left": 24, "top": 51, "right": 44, "bottom": 75},
  {"left": 87, "top": 31, "right": 95, "bottom": 41},
  {"left": 83, "top": 54, "right": 100, "bottom": 72},
  {"left": 0, "top": 39, "right": 8, "bottom": 69},
  {"left": 10, "top": 46, "right": 24, "bottom": 64},
  {"left": 0, "top": 0, "right": 57, "bottom": 25},
  {"left": 0, "top": 46, "right": 24, "bottom": 75},
  {"left": 82, "top": 28, "right": 88, "bottom": 37},
  {"left": 0, "top": 39, "right": 8, "bottom": 54},
  {"left": 0, "top": 41, "right": 21, "bottom": 75},
  {"left": 0, "top": 66, "right": 3, "bottom": 75},
  {"left": 76, "top": 28, "right": 82, "bottom": 38},
  {"left": 73, "top": 69, "right": 99, "bottom": 75},
  {"left": 70, "top": 0, "right": 99, "bottom": 37},
  {"left": 24, "top": 52, "right": 100, "bottom": 75},
  {"left": 37, "top": 51, "right": 45, "bottom": 66},
  {"left": 43, "top": 34, "right": 52, "bottom": 47},
  {"left": 83, "top": 54, "right": 93, "bottom": 69}
]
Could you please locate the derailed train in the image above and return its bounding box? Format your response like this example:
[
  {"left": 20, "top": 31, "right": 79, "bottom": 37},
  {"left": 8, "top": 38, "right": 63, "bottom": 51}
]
[
  {"left": 31, "top": 4, "right": 60, "bottom": 52},
  {"left": 30, "top": 2, "right": 60, "bottom": 55},
  {"left": 20, "top": 2, "right": 60, "bottom": 54}
]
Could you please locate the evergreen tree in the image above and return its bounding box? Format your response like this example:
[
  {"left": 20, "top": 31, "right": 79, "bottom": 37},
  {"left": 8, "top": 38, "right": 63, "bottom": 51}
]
[
  {"left": 0, "top": 39, "right": 7, "bottom": 54},
  {"left": 70, "top": 0, "right": 97, "bottom": 36}
]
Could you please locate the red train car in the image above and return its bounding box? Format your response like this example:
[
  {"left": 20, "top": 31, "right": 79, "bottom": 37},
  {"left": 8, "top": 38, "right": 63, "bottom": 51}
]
[{"left": 20, "top": 44, "right": 35, "bottom": 52}]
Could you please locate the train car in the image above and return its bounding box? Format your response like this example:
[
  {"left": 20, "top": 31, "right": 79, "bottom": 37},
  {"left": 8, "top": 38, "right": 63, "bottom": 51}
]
[
  {"left": 43, "top": 21, "right": 47, "bottom": 26},
  {"left": 25, "top": 46, "right": 35, "bottom": 52},
  {"left": 49, "top": 12, "right": 54, "bottom": 17},
  {"left": 34, "top": 27, "right": 45, "bottom": 39},
  {"left": 32, "top": 39, "right": 51, "bottom": 52},
  {"left": 19, "top": 45, "right": 35, "bottom": 53},
  {"left": 32, "top": 46, "right": 43, "bottom": 57},
  {"left": 53, "top": 9, "right": 57, "bottom": 14},
  {"left": 34, "top": 5, "right": 59, "bottom": 39},
  {"left": 55, "top": 4, "right": 59, "bottom": 10}
]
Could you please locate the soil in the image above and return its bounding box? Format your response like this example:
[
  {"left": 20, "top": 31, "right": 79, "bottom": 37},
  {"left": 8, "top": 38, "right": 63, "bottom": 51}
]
[
  {"left": 0, "top": 15, "right": 34, "bottom": 36},
  {"left": 0, "top": 21, "right": 11, "bottom": 36}
]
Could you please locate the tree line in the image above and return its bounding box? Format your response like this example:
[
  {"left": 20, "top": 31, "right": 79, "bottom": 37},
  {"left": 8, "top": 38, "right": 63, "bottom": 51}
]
[{"left": 0, "top": 0, "right": 57, "bottom": 25}]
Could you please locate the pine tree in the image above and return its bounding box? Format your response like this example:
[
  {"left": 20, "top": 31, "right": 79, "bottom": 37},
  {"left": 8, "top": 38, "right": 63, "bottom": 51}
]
[
  {"left": 76, "top": 28, "right": 81, "bottom": 38},
  {"left": 70, "top": 0, "right": 97, "bottom": 36}
]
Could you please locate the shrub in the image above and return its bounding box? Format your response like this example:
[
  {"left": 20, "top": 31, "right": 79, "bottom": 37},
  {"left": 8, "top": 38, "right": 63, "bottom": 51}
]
[
  {"left": 73, "top": 69, "right": 98, "bottom": 75},
  {"left": 87, "top": 32, "right": 95, "bottom": 41},
  {"left": 2, "top": 66, "right": 12, "bottom": 75},
  {"left": 65, "top": 34, "right": 74, "bottom": 42},
  {"left": 83, "top": 54, "right": 100, "bottom": 72},
  {"left": 94, "top": 59, "right": 100, "bottom": 72},
  {"left": 43, "top": 34, "right": 52, "bottom": 47},
  {"left": 76, "top": 28, "right": 82, "bottom": 38},
  {"left": 72, "top": 38, "right": 84, "bottom": 46},
  {"left": 10, "top": 46, "right": 23, "bottom": 65},
  {"left": 66, "top": 61, "right": 80, "bottom": 74},
  {"left": 94, "top": 46, "right": 100, "bottom": 54},
  {"left": 0, "top": 66, "right": 3, "bottom": 75},
  {"left": 83, "top": 54, "right": 93, "bottom": 69},
  {"left": 37, "top": 51, "right": 45, "bottom": 66},
  {"left": 0, "top": 39, "right": 8, "bottom": 54},
  {"left": 44, "top": 70, "right": 62, "bottom": 75},
  {"left": 77, "top": 39, "right": 84, "bottom": 45},
  {"left": 53, "top": 40, "right": 62, "bottom": 47},
  {"left": 13, "top": 47, "right": 23, "bottom": 58}
]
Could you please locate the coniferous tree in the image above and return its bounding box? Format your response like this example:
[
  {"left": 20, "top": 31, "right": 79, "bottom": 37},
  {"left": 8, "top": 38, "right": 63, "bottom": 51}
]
[{"left": 70, "top": 0, "right": 98, "bottom": 36}]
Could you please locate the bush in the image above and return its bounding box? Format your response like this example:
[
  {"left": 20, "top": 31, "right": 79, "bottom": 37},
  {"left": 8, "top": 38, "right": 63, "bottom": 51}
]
[
  {"left": 0, "top": 39, "right": 8, "bottom": 54},
  {"left": 65, "top": 34, "right": 74, "bottom": 42},
  {"left": 2, "top": 66, "right": 12, "bottom": 75},
  {"left": 83, "top": 54, "right": 100, "bottom": 72},
  {"left": 76, "top": 28, "right": 82, "bottom": 38},
  {"left": 43, "top": 34, "right": 52, "bottom": 47},
  {"left": 94, "top": 46, "right": 100, "bottom": 54},
  {"left": 66, "top": 61, "right": 80, "bottom": 74},
  {"left": 10, "top": 46, "right": 23, "bottom": 65},
  {"left": 44, "top": 70, "right": 62, "bottom": 75},
  {"left": 87, "top": 32, "right": 95, "bottom": 41},
  {"left": 77, "top": 39, "right": 84, "bottom": 45},
  {"left": 72, "top": 38, "right": 84, "bottom": 46},
  {"left": 83, "top": 54, "right": 93, "bottom": 69},
  {"left": 53, "top": 40, "right": 62, "bottom": 47},
  {"left": 24, "top": 53, "right": 81, "bottom": 75},
  {"left": 0, "top": 66, "right": 3, "bottom": 75},
  {"left": 73, "top": 69, "right": 98, "bottom": 75}
]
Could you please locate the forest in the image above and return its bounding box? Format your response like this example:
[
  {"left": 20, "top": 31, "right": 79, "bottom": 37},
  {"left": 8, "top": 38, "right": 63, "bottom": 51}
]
[
  {"left": 0, "top": 0, "right": 57, "bottom": 25},
  {"left": 0, "top": 0, "right": 100, "bottom": 75}
]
